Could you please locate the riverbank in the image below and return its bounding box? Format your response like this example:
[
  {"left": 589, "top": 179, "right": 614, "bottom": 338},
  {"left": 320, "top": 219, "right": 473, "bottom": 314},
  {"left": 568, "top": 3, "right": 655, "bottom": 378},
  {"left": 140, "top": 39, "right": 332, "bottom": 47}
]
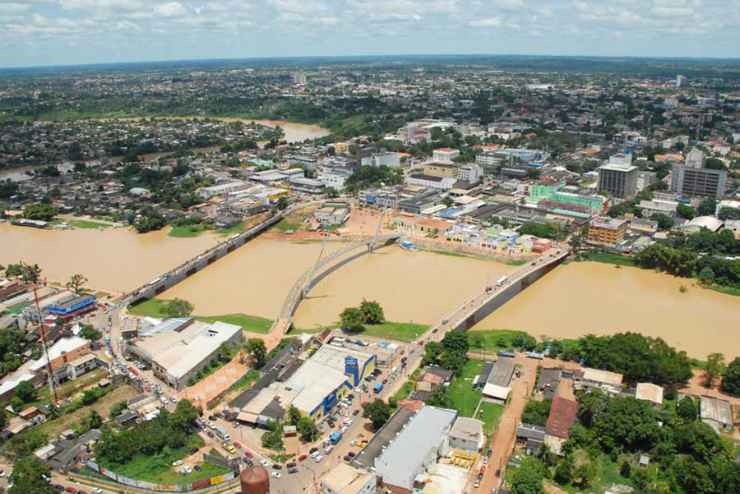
[{"left": 472, "top": 261, "right": 740, "bottom": 360}]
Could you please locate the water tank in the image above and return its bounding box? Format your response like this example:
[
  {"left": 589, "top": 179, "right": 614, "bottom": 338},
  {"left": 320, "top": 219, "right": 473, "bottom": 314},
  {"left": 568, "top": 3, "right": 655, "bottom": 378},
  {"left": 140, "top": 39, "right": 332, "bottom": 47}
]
[{"left": 240, "top": 466, "right": 269, "bottom": 494}]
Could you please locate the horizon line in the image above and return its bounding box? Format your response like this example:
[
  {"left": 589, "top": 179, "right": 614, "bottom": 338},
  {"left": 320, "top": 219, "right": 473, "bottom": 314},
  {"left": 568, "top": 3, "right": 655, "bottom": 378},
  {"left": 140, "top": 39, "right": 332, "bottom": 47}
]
[{"left": 2, "top": 52, "right": 740, "bottom": 72}]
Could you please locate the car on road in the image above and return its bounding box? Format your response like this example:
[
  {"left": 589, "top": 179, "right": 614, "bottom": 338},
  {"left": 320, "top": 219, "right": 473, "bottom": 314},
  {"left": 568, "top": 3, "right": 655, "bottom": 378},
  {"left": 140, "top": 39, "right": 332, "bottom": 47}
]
[
  {"left": 314, "top": 454, "right": 323, "bottom": 463},
  {"left": 92, "top": 489, "right": 103, "bottom": 494},
  {"left": 288, "top": 467, "right": 298, "bottom": 474},
  {"left": 474, "top": 480, "right": 480, "bottom": 488},
  {"left": 271, "top": 472, "right": 280, "bottom": 479},
  {"left": 260, "top": 459, "right": 270, "bottom": 467},
  {"left": 272, "top": 463, "right": 282, "bottom": 470}
]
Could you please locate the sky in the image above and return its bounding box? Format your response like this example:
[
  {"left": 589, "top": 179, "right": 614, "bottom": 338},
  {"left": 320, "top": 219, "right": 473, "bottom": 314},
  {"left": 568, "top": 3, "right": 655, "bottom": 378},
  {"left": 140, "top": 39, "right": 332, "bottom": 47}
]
[{"left": 0, "top": 0, "right": 739, "bottom": 68}]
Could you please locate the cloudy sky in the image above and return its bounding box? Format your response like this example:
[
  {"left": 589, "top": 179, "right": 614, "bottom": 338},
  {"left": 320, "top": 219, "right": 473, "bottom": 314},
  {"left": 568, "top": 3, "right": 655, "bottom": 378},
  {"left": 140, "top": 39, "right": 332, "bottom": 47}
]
[{"left": 0, "top": 0, "right": 738, "bottom": 67}]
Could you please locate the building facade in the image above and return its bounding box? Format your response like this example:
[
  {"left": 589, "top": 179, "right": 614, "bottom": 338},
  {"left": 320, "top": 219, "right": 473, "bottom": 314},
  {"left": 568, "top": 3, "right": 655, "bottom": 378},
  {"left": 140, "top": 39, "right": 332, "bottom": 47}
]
[
  {"left": 587, "top": 217, "right": 627, "bottom": 246},
  {"left": 598, "top": 164, "right": 638, "bottom": 198},
  {"left": 670, "top": 164, "right": 727, "bottom": 198}
]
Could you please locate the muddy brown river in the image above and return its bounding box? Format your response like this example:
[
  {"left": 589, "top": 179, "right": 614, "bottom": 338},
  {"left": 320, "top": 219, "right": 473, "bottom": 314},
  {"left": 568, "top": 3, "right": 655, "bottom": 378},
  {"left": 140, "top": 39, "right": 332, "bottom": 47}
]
[{"left": 2, "top": 224, "right": 737, "bottom": 358}]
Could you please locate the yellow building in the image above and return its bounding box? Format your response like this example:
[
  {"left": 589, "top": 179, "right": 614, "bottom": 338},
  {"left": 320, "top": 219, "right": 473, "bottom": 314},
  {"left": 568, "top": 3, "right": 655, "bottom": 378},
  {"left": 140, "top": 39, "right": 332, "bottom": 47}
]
[
  {"left": 423, "top": 162, "right": 458, "bottom": 178},
  {"left": 333, "top": 142, "right": 351, "bottom": 155},
  {"left": 587, "top": 217, "right": 627, "bottom": 246}
]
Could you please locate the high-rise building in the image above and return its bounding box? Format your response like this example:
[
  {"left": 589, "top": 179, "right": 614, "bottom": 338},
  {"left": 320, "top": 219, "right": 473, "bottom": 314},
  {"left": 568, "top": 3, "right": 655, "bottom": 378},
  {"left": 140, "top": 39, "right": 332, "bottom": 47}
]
[
  {"left": 292, "top": 70, "right": 307, "bottom": 85},
  {"left": 598, "top": 155, "right": 638, "bottom": 199},
  {"left": 671, "top": 164, "right": 727, "bottom": 199},
  {"left": 676, "top": 74, "right": 687, "bottom": 87}
]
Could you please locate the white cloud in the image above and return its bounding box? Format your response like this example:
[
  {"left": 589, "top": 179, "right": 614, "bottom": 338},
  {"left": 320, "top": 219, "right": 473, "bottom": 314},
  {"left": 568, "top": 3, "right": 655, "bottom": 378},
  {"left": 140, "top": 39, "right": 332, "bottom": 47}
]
[
  {"left": 155, "top": 1, "right": 187, "bottom": 17},
  {"left": 469, "top": 16, "right": 501, "bottom": 27}
]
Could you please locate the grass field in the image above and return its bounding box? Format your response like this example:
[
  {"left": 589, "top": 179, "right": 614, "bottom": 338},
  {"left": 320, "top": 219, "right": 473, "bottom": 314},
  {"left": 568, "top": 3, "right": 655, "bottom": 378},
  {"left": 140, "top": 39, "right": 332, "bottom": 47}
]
[
  {"left": 68, "top": 219, "right": 111, "bottom": 230},
  {"left": 195, "top": 313, "right": 273, "bottom": 334},
  {"left": 128, "top": 299, "right": 171, "bottom": 318},
  {"left": 477, "top": 401, "right": 505, "bottom": 438},
  {"left": 468, "top": 329, "right": 536, "bottom": 353},
  {"left": 391, "top": 368, "right": 420, "bottom": 404},
  {"left": 360, "top": 321, "right": 429, "bottom": 342},
  {"left": 447, "top": 359, "right": 484, "bottom": 417},
  {"left": 106, "top": 435, "right": 230, "bottom": 484},
  {"left": 217, "top": 222, "right": 246, "bottom": 236},
  {"left": 275, "top": 218, "right": 303, "bottom": 232},
  {"left": 36, "top": 385, "right": 139, "bottom": 438},
  {"left": 168, "top": 224, "right": 209, "bottom": 238}
]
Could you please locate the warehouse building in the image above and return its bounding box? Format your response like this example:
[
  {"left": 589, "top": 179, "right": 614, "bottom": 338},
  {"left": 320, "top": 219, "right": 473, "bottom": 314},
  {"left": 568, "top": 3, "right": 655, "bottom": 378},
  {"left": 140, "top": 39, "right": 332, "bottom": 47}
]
[
  {"left": 129, "top": 320, "right": 242, "bottom": 390},
  {"left": 239, "top": 343, "right": 376, "bottom": 422},
  {"left": 374, "top": 406, "right": 458, "bottom": 494}
]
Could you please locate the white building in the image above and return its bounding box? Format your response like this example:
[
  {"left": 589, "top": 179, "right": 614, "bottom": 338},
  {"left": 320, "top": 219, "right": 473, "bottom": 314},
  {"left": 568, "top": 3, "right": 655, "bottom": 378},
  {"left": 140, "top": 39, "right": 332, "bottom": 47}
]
[
  {"left": 361, "top": 152, "right": 401, "bottom": 168},
  {"left": 433, "top": 148, "right": 460, "bottom": 163},
  {"left": 448, "top": 417, "right": 484, "bottom": 452},
  {"left": 405, "top": 174, "right": 456, "bottom": 190},
  {"left": 318, "top": 168, "right": 352, "bottom": 191},
  {"left": 457, "top": 163, "right": 483, "bottom": 184},
  {"left": 198, "top": 181, "right": 249, "bottom": 199}
]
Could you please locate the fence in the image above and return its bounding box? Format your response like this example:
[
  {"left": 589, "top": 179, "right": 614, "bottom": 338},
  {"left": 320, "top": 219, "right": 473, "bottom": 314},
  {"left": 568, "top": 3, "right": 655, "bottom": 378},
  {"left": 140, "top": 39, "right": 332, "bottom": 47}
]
[{"left": 86, "top": 461, "right": 236, "bottom": 492}]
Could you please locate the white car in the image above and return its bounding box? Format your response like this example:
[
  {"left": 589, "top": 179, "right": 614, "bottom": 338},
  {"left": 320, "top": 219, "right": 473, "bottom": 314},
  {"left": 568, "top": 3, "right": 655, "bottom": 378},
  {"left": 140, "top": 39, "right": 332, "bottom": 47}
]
[
  {"left": 314, "top": 454, "right": 323, "bottom": 463},
  {"left": 324, "top": 445, "right": 333, "bottom": 454},
  {"left": 93, "top": 489, "right": 103, "bottom": 494},
  {"left": 260, "top": 459, "right": 270, "bottom": 467},
  {"left": 272, "top": 471, "right": 281, "bottom": 478}
]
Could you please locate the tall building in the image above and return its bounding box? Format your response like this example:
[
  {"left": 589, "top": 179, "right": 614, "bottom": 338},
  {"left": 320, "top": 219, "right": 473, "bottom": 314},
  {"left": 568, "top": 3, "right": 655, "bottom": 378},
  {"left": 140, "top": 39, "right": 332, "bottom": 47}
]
[
  {"left": 587, "top": 217, "right": 627, "bottom": 246},
  {"left": 671, "top": 164, "right": 727, "bottom": 199},
  {"left": 292, "top": 70, "right": 307, "bottom": 85},
  {"left": 676, "top": 74, "right": 687, "bottom": 87},
  {"left": 598, "top": 155, "right": 638, "bottom": 199},
  {"left": 685, "top": 148, "right": 705, "bottom": 169}
]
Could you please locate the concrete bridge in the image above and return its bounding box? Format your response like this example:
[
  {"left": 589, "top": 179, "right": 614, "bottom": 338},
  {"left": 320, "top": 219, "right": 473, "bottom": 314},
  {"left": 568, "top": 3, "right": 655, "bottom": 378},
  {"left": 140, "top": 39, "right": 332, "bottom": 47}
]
[
  {"left": 268, "top": 233, "right": 400, "bottom": 340},
  {"left": 425, "top": 247, "right": 570, "bottom": 339},
  {"left": 121, "top": 210, "right": 290, "bottom": 307}
]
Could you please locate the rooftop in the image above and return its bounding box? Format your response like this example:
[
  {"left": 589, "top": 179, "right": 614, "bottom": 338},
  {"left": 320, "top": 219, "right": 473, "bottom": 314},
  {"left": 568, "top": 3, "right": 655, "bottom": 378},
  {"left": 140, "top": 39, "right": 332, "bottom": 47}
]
[
  {"left": 545, "top": 396, "right": 578, "bottom": 439},
  {"left": 30, "top": 336, "right": 89, "bottom": 371},
  {"left": 635, "top": 383, "right": 664, "bottom": 405},
  {"left": 321, "top": 463, "right": 375, "bottom": 494},
  {"left": 487, "top": 357, "right": 515, "bottom": 388},
  {"left": 374, "top": 406, "right": 458, "bottom": 490}
]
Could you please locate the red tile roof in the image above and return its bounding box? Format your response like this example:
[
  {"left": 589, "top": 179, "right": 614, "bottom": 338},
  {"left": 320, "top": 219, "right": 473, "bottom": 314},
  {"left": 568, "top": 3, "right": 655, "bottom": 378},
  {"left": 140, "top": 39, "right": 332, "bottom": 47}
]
[{"left": 545, "top": 396, "right": 578, "bottom": 439}]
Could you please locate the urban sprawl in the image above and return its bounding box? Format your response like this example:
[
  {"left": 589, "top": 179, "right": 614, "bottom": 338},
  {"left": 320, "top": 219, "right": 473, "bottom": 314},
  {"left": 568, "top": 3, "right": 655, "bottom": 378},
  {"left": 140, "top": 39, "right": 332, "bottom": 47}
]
[{"left": 0, "top": 57, "right": 739, "bottom": 494}]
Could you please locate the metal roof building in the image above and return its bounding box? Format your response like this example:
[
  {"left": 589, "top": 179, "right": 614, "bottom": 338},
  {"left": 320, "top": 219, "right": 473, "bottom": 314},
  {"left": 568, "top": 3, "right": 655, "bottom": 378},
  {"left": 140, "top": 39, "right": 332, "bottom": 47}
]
[{"left": 374, "top": 406, "right": 457, "bottom": 492}]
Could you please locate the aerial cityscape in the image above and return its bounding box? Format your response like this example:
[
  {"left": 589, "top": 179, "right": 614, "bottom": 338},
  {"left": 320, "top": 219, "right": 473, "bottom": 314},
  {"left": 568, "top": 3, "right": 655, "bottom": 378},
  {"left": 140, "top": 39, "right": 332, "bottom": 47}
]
[{"left": 1, "top": 11, "right": 740, "bottom": 494}]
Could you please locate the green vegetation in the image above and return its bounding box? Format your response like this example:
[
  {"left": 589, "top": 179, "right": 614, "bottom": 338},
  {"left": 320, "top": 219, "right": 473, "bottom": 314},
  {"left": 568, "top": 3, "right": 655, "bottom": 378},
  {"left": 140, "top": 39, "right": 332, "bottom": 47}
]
[
  {"left": 519, "top": 222, "right": 565, "bottom": 240},
  {"left": 579, "top": 250, "right": 635, "bottom": 267},
  {"left": 468, "top": 329, "right": 539, "bottom": 354},
  {"left": 363, "top": 399, "right": 393, "bottom": 431},
  {"left": 446, "top": 359, "right": 484, "bottom": 417},
  {"left": 345, "top": 165, "right": 403, "bottom": 193},
  {"left": 217, "top": 221, "right": 246, "bottom": 236},
  {"left": 68, "top": 218, "right": 111, "bottom": 229},
  {"left": 133, "top": 206, "right": 167, "bottom": 233},
  {"left": 261, "top": 420, "right": 285, "bottom": 451},
  {"left": 423, "top": 331, "right": 469, "bottom": 375},
  {"left": 228, "top": 369, "right": 260, "bottom": 393},
  {"left": 721, "top": 357, "right": 740, "bottom": 395},
  {"left": 96, "top": 400, "right": 210, "bottom": 483},
  {"left": 195, "top": 313, "right": 273, "bottom": 334},
  {"left": 477, "top": 401, "right": 505, "bottom": 438},
  {"left": 553, "top": 332, "right": 692, "bottom": 385},
  {"left": 129, "top": 298, "right": 194, "bottom": 318},
  {"left": 168, "top": 223, "right": 209, "bottom": 237},
  {"left": 23, "top": 203, "right": 57, "bottom": 222},
  {"left": 245, "top": 338, "right": 267, "bottom": 368},
  {"left": 0, "top": 325, "right": 34, "bottom": 377},
  {"left": 339, "top": 299, "right": 389, "bottom": 334},
  {"left": 357, "top": 321, "right": 429, "bottom": 342},
  {"left": 9, "top": 456, "right": 55, "bottom": 494},
  {"left": 275, "top": 218, "right": 302, "bottom": 232},
  {"left": 522, "top": 400, "right": 552, "bottom": 427},
  {"left": 390, "top": 368, "right": 420, "bottom": 404}
]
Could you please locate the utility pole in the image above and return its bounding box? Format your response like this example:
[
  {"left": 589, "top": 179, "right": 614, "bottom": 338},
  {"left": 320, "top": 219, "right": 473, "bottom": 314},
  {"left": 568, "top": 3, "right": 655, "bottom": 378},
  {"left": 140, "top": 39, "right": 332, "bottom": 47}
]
[{"left": 33, "top": 280, "right": 58, "bottom": 404}]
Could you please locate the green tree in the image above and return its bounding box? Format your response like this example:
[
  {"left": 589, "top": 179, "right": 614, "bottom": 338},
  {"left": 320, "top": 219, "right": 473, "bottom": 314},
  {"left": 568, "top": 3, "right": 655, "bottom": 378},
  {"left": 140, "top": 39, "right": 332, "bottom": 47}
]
[
  {"left": 721, "top": 357, "right": 740, "bottom": 395},
  {"left": 340, "top": 307, "right": 365, "bottom": 333},
  {"left": 245, "top": 338, "right": 267, "bottom": 368},
  {"left": 511, "top": 457, "right": 546, "bottom": 494},
  {"left": 276, "top": 196, "right": 289, "bottom": 210},
  {"left": 297, "top": 416, "right": 319, "bottom": 442},
  {"left": 359, "top": 299, "right": 385, "bottom": 325},
  {"left": 164, "top": 298, "right": 193, "bottom": 317},
  {"left": 677, "top": 396, "right": 698, "bottom": 421},
  {"left": 15, "top": 380, "right": 36, "bottom": 403},
  {"left": 697, "top": 198, "right": 717, "bottom": 216},
  {"left": 80, "top": 324, "right": 102, "bottom": 341},
  {"left": 677, "top": 203, "right": 697, "bottom": 220},
  {"left": 66, "top": 273, "right": 88, "bottom": 295},
  {"left": 261, "top": 420, "right": 284, "bottom": 451},
  {"left": 23, "top": 203, "right": 57, "bottom": 222},
  {"left": 522, "top": 400, "right": 552, "bottom": 427},
  {"left": 703, "top": 353, "right": 725, "bottom": 387},
  {"left": 698, "top": 266, "right": 715, "bottom": 284},
  {"left": 287, "top": 405, "right": 302, "bottom": 426},
  {"left": 717, "top": 207, "right": 740, "bottom": 220},
  {"left": 9, "top": 456, "right": 55, "bottom": 494},
  {"left": 109, "top": 400, "right": 128, "bottom": 420},
  {"left": 362, "top": 399, "right": 392, "bottom": 431},
  {"left": 593, "top": 396, "right": 660, "bottom": 453},
  {"left": 172, "top": 399, "right": 200, "bottom": 431},
  {"left": 653, "top": 213, "right": 674, "bottom": 230}
]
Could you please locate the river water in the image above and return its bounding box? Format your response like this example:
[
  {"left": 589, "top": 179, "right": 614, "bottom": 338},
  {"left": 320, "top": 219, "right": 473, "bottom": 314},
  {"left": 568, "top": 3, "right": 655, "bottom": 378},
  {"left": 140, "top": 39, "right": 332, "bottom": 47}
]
[
  {"left": 0, "top": 223, "right": 219, "bottom": 293},
  {"left": 2, "top": 224, "right": 737, "bottom": 358},
  {"left": 473, "top": 262, "right": 739, "bottom": 359}
]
